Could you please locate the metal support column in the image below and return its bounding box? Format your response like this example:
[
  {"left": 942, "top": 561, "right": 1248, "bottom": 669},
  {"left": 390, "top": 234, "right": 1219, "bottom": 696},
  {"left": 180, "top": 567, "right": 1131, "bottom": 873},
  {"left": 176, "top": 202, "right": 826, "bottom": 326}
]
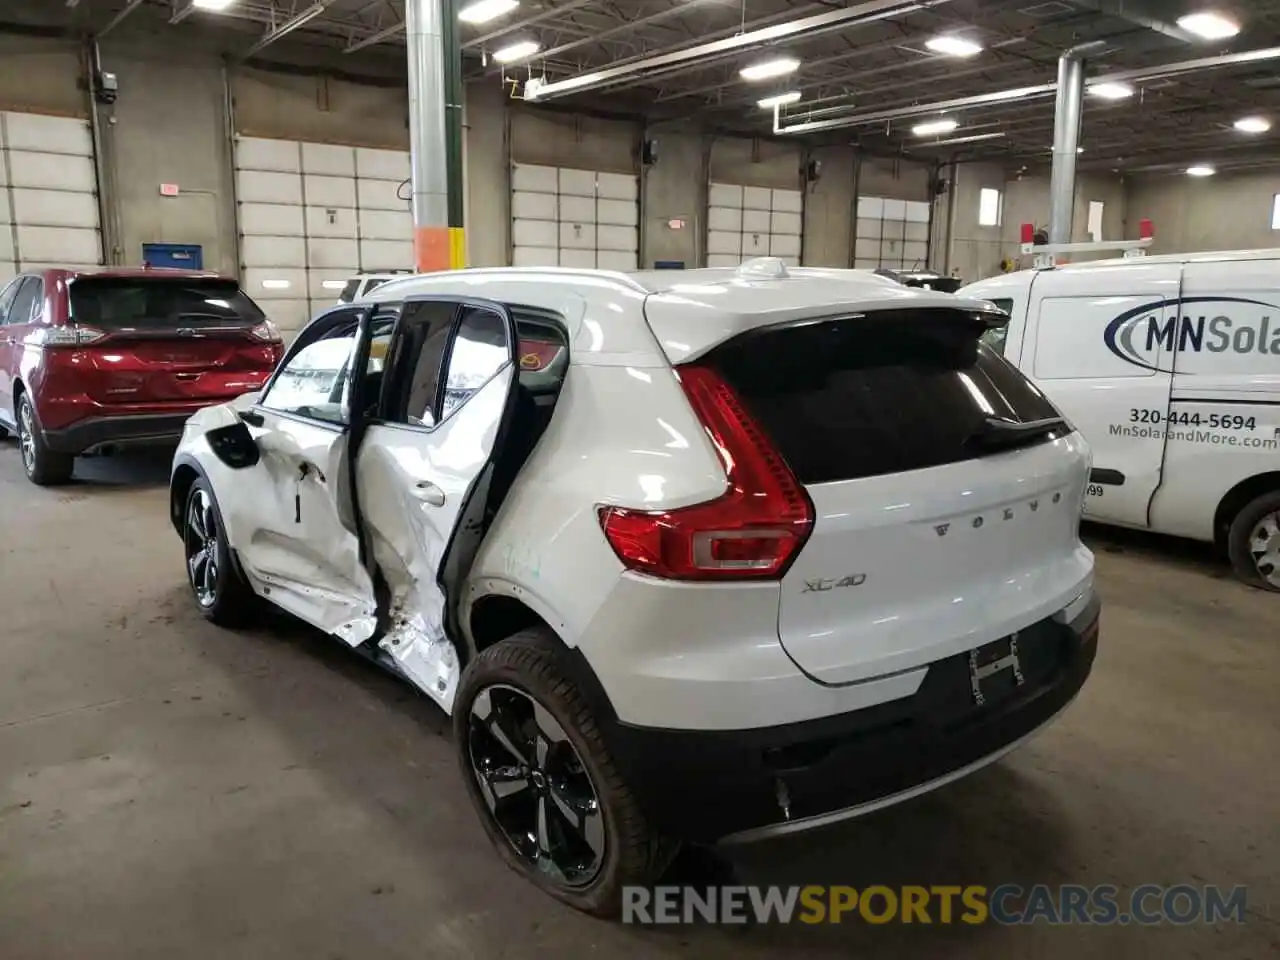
[
  {"left": 442, "top": 0, "right": 466, "bottom": 267},
  {"left": 1048, "top": 41, "right": 1106, "bottom": 246},
  {"left": 405, "top": 0, "right": 453, "bottom": 271}
]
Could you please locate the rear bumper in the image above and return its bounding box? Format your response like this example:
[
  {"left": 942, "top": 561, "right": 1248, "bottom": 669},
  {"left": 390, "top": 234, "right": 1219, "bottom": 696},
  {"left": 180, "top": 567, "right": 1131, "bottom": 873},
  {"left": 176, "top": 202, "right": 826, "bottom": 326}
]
[
  {"left": 589, "top": 594, "right": 1100, "bottom": 845},
  {"left": 43, "top": 413, "right": 193, "bottom": 454}
]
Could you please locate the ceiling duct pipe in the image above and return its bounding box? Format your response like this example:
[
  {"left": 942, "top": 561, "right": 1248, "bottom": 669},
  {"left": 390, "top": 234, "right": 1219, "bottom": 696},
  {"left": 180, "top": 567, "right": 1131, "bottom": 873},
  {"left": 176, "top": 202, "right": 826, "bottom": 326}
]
[{"left": 1049, "top": 41, "right": 1106, "bottom": 245}]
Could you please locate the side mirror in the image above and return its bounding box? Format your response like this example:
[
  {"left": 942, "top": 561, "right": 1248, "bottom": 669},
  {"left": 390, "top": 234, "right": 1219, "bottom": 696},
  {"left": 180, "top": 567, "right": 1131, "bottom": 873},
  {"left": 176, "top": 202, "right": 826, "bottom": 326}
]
[{"left": 207, "top": 422, "right": 260, "bottom": 469}]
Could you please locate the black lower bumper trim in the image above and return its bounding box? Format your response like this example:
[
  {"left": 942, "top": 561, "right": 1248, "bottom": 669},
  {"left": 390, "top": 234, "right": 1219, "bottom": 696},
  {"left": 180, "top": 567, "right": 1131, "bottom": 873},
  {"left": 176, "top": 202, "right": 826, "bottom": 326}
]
[
  {"left": 587, "top": 597, "right": 1100, "bottom": 845},
  {"left": 44, "top": 413, "right": 192, "bottom": 455}
]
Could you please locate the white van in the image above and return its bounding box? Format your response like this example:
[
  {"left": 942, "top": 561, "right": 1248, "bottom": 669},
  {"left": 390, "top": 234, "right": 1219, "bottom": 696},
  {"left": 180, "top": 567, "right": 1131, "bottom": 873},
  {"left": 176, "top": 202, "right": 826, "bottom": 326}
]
[{"left": 960, "top": 250, "right": 1280, "bottom": 591}]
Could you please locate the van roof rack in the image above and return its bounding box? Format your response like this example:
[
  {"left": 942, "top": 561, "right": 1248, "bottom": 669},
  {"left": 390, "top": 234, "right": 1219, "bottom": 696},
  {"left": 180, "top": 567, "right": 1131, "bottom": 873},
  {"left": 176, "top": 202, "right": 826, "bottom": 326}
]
[{"left": 1020, "top": 219, "right": 1154, "bottom": 269}]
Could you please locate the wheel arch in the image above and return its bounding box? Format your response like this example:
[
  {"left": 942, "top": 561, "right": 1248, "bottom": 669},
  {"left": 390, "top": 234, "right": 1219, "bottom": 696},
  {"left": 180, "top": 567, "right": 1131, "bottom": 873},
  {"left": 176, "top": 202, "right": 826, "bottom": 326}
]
[
  {"left": 1214, "top": 471, "right": 1280, "bottom": 549},
  {"left": 170, "top": 454, "right": 206, "bottom": 539},
  {"left": 465, "top": 585, "right": 573, "bottom": 662}
]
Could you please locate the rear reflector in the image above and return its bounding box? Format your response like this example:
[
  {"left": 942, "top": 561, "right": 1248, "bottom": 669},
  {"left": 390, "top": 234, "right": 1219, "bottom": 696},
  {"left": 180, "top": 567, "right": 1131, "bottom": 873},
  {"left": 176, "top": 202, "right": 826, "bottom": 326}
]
[{"left": 598, "top": 364, "right": 813, "bottom": 580}]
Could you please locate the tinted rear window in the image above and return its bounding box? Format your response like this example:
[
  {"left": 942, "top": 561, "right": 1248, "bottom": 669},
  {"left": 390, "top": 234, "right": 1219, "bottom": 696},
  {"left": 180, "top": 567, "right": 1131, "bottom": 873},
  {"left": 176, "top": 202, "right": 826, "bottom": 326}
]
[
  {"left": 69, "top": 277, "right": 265, "bottom": 329},
  {"left": 704, "top": 310, "right": 1060, "bottom": 485}
]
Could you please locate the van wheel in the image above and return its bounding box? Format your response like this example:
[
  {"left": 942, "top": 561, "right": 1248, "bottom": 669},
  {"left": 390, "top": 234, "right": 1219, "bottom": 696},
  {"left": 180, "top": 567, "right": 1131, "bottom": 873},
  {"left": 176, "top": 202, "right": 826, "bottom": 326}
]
[
  {"left": 453, "top": 628, "right": 674, "bottom": 917},
  {"left": 1227, "top": 490, "right": 1280, "bottom": 591},
  {"left": 17, "top": 393, "right": 73, "bottom": 486}
]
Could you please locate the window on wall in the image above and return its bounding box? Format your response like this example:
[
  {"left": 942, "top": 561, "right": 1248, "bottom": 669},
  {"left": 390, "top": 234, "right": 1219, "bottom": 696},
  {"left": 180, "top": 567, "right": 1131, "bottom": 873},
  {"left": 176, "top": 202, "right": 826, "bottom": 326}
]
[
  {"left": 1271, "top": 194, "right": 1280, "bottom": 230},
  {"left": 978, "top": 188, "right": 1003, "bottom": 227},
  {"left": 1087, "top": 201, "right": 1105, "bottom": 242}
]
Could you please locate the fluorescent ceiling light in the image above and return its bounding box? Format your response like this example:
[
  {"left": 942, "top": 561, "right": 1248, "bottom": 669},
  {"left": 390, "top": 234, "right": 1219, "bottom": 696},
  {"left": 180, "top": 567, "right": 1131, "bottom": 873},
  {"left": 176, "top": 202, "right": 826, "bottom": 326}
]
[
  {"left": 459, "top": 0, "right": 518, "bottom": 24},
  {"left": 740, "top": 57, "right": 800, "bottom": 81},
  {"left": 493, "top": 40, "right": 540, "bottom": 63},
  {"left": 322, "top": 280, "right": 347, "bottom": 290},
  {"left": 925, "top": 35, "right": 983, "bottom": 57},
  {"left": 1234, "top": 115, "right": 1271, "bottom": 133},
  {"left": 758, "top": 90, "right": 802, "bottom": 109},
  {"left": 193, "top": 0, "right": 236, "bottom": 9},
  {"left": 1088, "top": 81, "right": 1135, "bottom": 100},
  {"left": 1187, "top": 165, "right": 1216, "bottom": 177},
  {"left": 261, "top": 279, "right": 292, "bottom": 289},
  {"left": 1177, "top": 11, "right": 1240, "bottom": 40},
  {"left": 913, "top": 117, "right": 958, "bottom": 136}
]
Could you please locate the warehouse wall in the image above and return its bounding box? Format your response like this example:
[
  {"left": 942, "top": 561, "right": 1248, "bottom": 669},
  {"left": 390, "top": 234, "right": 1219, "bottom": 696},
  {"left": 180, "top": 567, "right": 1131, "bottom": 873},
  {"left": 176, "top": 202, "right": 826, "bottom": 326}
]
[
  {"left": 0, "top": 35, "right": 84, "bottom": 116},
  {"left": 1125, "top": 169, "right": 1280, "bottom": 253},
  {"left": 464, "top": 80, "right": 508, "bottom": 268},
  {"left": 803, "top": 145, "right": 855, "bottom": 267},
  {"left": 642, "top": 125, "right": 706, "bottom": 268}
]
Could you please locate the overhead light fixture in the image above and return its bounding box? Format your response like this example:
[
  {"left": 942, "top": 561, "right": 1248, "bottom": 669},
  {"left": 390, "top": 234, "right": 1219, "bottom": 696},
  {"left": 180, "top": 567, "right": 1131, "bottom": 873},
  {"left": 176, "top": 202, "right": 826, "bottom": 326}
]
[
  {"left": 322, "top": 280, "right": 347, "bottom": 290},
  {"left": 193, "top": 0, "right": 236, "bottom": 9},
  {"left": 1234, "top": 115, "right": 1271, "bottom": 133},
  {"left": 758, "top": 90, "right": 802, "bottom": 109},
  {"left": 740, "top": 57, "right": 800, "bottom": 81},
  {"left": 925, "top": 35, "right": 983, "bottom": 58},
  {"left": 1177, "top": 11, "right": 1240, "bottom": 40},
  {"left": 261, "top": 279, "right": 292, "bottom": 289},
  {"left": 493, "top": 40, "right": 540, "bottom": 63},
  {"left": 459, "top": 0, "right": 519, "bottom": 24},
  {"left": 1088, "top": 81, "right": 1135, "bottom": 100},
  {"left": 912, "top": 117, "right": 958, "bottom": 136},
  {"left": 1187, "top": 165, "right": 1217, "bottom": 177}
]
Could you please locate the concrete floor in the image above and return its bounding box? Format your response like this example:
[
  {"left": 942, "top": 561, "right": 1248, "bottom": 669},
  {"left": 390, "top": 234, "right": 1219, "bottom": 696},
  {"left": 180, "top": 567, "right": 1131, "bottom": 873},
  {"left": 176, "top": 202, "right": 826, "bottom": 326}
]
[{"left": 0, "top": 445, "right": 1277, "bottom": 960}]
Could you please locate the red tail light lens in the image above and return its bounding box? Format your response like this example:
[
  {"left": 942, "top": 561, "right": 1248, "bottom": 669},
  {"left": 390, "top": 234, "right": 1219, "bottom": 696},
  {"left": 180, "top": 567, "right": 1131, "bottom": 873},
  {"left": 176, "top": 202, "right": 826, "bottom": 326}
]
[{"left": 598, "top": 364, "right": 813, "bottom": 580}]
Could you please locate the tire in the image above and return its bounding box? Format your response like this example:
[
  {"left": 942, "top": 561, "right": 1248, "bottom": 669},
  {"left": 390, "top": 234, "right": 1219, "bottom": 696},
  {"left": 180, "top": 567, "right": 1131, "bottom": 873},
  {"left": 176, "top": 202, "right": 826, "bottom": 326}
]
[
  {"left": 1227, "top": 489, "right": 1280, "bottom": 592},
  {"left": 16, "top": 393, "right": 73, "bottom": 486},
  {"left": 183, "top": 478, "right": 258, "bottom": 625},
  {"left": 453, "top": 628, "right": 673, "bottom": 917}
]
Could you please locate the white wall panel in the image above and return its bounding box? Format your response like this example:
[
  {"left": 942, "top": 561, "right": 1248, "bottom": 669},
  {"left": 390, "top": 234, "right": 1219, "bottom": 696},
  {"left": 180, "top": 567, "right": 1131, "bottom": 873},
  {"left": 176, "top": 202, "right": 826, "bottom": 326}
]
[
  {"left": 236, "top": 169, "right": 303, "bottom": 205},
  {"left": 597, "top": 249, "right": 638, "bottom": 270},
  {"left": 8, "top": 152, "right": 96, "bottom": 192},
  {"left": 360, "top": 208, "right": 412, "bottom": 241},
  {"left": 513, "top": 246, "right": 558, "bottom": 267},
  {"left": 307, "top": 237, "right": 359, "bottom": 269},
  {"left": 855, "top": 193, "right": 930, "bottom": 269},
  {"left": 558, "top": 248, "right": 595, "bottom": 268},
  {"left": 597, "top": 199, "right": 637, "bottom": 227},
  {"left": 304, "top": 174, "right": 356, "bottom": 208},
  {"left": 743, "top": 209, "right": 770, "bottom": 233},
  {"left": 511, "top": 164, "right": 638, "bottom": 270},
  {"left": 559, "top": 194, "right": 595, "bottom": 223},
  {"left": 597, "top": 225, "right": 636, "bottom": 252},
  {"left": 597, "top": 173, "right": 638, "bottom": 201},
  {"left": 708, "top": 230, "right": 741, "bottom": 255},
  {"left": 513, "top": 219, "right": 558, "bottom": 247},
  {"left": 743, "top": 186, "right": 771, "bottom": 210},
  {"left": 708, "top": 207, "right": 742, "bottom": 232},
  {"left": 257, "top": 299, "right": 311, "bottom": 334},
  {"left": 0, "top": 262, "right": 15, "bottom": 284},
  {"left": 4, "top": 113, "right": 93, "bottom": 155},
  {"left": 0, "top": 232, "right": 14, "bottom": 261},
  {"left": 359, "top": 239, "right": 413, "bottom": 270},
  {"left": 772, "top": 188, "right": 803, "bottom": 213},
  {"left": 356, "top": 178, "right": 405, "bottom": 211},
  {"left": 709, "top": 183, "right": 743, "bottom": 208},
  {"left": 356, "top": 147, "right": 410, "bottom": 182},
  {"left": 770, "top": 211, "right": 802, "bottom": 235},
  {"left": 707, "top": 253, "right": 739, "bottom": 267},
  {"left": 558, "top": 168, "right": 596, "bottom": 197},
  {"left": 12, "top": 189, "right": 97, "bottom": 228},
  {"left": 708, "top": 179, "right": 802, "bottom": 266},
  {"left": 14, "top": 222, "right": 99, "bottom": 262},
  {"left": 770, "top": 234, "right": 801, "bottom": 258},
  {"left": 301, "top": 142, "right": 355, "bottom": 176},
  {"left": 242, "top": 267, "right": 307, "bottom": 299},
  {"left": 559, "top": 222, "right": 596, "bottom": 249},
  {"left": 239, "top": 202, "right": 304, "bottom": 237},
  {"left": 236, "top": 137, "right": 302, "bottom": 173},
  {"left": 240, "top": 235, "right": 306, "bottom": 268},
  {"left": 512, "top": 164, "right": 557, "bottom": 192},
  {"left": 512, "top": 191, "right": 556, "bottom": 220},
  {"left": 304, "top": 205, "right": 358, "bottom": 239},
  {"left": 307, "top": 271, "right": 352, "bottom": 300}
]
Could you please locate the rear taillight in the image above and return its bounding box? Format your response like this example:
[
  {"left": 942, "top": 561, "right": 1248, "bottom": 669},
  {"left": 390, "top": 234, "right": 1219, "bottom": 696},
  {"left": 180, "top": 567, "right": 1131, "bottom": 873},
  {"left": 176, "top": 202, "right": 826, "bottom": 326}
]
[
  {"left": 249, "top": 319, "right": 282, "bottom": 343},
  {"left": 24, "top": 325, "right": 105, "bottom": 347},
  {"left": 598, "top": 364, "right": 813, "bottom": 581}
]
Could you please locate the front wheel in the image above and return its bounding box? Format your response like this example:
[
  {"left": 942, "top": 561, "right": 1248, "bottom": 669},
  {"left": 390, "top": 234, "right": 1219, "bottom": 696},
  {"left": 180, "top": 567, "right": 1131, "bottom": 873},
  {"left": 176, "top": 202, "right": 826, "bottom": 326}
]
[
  {"left": 183, "top": 478, "right": 257, "bottom": 624},
  {"left": 16, "top": 394, "right": 73, "bottom": 486},
  {"left": 1227, "top": 490, "right": 1280, "bottom": 592},
  {"left": 453, "top": 629, "right": 673, "bottom": 917}
]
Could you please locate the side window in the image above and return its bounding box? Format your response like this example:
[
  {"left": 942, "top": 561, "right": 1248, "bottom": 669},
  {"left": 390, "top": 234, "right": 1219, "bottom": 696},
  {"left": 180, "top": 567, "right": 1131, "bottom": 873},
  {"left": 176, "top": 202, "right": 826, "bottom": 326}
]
[
  {"left": 6, "top": 278, "right": 41, "bottom": 325},
  {"left": 261, "top": 315, "right": 361, "bottom": 425},
  {"left": 0, "top": 278, "right": 22, "bottom": 322},
  {"left": 442, "top": 307, "right": 511, "bottom": 419},
  {"left": 383, "top": 300, "right": 458, "bottom": 427},
  {"left": 979, "top": 298, "right": 1013, "bottom": 355},
  {"left": 337, "top": 278, "right": 360, "bottom": 304}
]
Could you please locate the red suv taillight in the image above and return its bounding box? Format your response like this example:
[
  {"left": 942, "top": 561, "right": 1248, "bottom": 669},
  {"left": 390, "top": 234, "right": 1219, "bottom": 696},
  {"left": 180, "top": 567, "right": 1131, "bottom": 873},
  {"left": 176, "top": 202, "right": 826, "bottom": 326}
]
[{"left": 598, "top": 364, "right": 813, "bottom": 581}]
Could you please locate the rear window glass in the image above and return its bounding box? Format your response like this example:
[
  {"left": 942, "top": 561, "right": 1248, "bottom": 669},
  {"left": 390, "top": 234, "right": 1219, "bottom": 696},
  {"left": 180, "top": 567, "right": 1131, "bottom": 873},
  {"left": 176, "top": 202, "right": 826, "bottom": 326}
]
[
  {"left": 704, "top": 310, "right": 1060, "bottom": 485},
  {"left": 70, "top": 277, "right": 265, "bottom": 329}
]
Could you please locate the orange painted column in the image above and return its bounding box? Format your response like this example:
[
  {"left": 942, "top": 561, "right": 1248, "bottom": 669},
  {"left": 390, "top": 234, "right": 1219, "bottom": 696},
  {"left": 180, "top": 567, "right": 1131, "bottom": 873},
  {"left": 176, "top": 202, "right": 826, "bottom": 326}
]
[{"left": 415, "top": 226, "right": 452, "bottom": 272}]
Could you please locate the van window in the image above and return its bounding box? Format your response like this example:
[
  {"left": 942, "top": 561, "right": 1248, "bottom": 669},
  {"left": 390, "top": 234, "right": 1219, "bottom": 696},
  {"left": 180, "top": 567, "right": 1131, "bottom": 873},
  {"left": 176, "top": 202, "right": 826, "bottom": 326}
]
[
  {"left": 704, "top": 309, "right": 1060, "bottom": 485},
  {"left": 1033, "top": 296, "right": 1162, "bottom": 380},
  {"left": 979, "top": 298, "right": 1013, "bottom": 355}
]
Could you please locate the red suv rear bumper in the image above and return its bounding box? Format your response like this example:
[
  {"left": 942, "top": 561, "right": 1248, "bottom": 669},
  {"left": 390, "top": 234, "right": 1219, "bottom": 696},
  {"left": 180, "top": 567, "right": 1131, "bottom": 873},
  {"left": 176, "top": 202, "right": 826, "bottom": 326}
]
[{"left": 41, "top": 410, "right": 199, "bottom": 455}]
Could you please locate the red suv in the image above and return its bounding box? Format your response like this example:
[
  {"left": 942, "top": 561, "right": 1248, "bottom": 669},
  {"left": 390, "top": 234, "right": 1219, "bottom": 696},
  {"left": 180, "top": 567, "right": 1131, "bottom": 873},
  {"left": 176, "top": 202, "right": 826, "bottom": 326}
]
[{"left": 0, "top": 267, "right": 284, "bottom": 485}]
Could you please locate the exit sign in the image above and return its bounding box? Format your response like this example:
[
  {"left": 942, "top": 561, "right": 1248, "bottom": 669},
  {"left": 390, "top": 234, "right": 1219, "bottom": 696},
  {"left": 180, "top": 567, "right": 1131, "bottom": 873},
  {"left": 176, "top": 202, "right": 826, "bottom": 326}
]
[{"left": 159, "top": 183, "right": 180, "bottom": 197}]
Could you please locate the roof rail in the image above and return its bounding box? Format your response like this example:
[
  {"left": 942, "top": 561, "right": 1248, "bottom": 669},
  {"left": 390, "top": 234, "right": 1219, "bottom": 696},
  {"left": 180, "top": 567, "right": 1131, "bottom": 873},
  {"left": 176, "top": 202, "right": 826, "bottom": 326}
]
[{"left": 1019, "top": 218, "right": 1154, "bottom": 269}]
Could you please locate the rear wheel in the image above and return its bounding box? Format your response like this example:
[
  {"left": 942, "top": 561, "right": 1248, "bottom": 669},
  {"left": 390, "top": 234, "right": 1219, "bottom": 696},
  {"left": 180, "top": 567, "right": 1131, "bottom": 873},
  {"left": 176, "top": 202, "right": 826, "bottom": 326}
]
[
  {"left": 16, "top": 393, "right": 73, "bottom": 486},
  {"left": 184, "top": 479, "right": 257, "bottom": 625},
  {"left": 1227, "top": 490, "right": 1280, "bottom": 591},
  {"left": 453, "top": 629, "right": 672, "bottom": 917}
]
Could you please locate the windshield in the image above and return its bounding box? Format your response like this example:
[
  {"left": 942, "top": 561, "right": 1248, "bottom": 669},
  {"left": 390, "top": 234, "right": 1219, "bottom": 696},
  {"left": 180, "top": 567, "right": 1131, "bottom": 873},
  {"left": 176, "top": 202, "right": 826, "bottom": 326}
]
[{"left": 70, "top": 277, "right": 265, "bottom": 329}]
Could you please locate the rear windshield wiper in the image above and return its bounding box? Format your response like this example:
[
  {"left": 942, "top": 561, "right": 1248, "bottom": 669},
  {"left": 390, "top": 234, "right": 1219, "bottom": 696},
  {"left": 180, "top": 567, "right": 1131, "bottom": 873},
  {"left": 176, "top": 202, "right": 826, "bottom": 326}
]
[{"left": 966, "top": 416, "right": 1070, "bottom": 453}]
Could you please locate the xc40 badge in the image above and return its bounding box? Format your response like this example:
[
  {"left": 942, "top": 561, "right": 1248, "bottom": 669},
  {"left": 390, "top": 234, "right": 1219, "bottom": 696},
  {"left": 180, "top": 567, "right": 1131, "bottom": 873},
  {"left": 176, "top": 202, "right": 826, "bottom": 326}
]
[{"left": 802, "top": 573, "right": 867, "bottom": 593}]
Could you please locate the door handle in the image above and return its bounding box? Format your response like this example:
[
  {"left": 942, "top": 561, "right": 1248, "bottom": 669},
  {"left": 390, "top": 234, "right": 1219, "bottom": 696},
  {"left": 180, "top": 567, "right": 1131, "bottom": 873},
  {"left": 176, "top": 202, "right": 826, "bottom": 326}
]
[{"left": 411, "top": 481, "right": 446, "bottom": 507}]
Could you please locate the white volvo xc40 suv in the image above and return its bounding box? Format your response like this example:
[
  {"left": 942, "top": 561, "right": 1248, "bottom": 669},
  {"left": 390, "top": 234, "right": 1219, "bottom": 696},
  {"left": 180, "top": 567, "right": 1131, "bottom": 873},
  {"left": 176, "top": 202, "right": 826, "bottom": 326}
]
[{"left": 170, "top": 259, "right": 1099, "bottom": 916}]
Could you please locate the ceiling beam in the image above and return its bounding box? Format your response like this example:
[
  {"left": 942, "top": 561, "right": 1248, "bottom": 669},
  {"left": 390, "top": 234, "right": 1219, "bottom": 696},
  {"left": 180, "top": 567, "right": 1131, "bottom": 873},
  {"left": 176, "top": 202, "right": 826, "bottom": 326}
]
[
  {"left": 465, "top": 0, "right": 600, "bottom": 50},
  {"left": 243, "top": 1, "right": 335, "bottom": 57},
  {"left": 97, "top": 0, "right": 147, "bottom": 37}
]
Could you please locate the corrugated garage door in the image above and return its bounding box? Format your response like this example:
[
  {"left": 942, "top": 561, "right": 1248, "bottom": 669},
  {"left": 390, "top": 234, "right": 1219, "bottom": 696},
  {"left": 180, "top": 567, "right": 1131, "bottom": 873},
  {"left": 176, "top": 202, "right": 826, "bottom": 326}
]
[
  {"left": 511, "top": 164, "right": 639, "bottom": 270},
  {"left": 0, "top": 112, "right": 103, "bottom": 284},
  {"left": 706, "top": 182, "right": 802, "bottom": 268},
  {"left": 234, "top": 136, "right": 413, "bottom": 337},
  {"left": 854, "top": 197, "right": 931, "bottom": 271}
]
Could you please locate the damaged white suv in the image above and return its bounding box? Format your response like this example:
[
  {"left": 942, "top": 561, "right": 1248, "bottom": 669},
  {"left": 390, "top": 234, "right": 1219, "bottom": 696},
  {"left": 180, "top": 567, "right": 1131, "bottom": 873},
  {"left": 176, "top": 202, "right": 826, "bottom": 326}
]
[{"left": 170, "top": 259, "right": 1100, "bottom": 916}]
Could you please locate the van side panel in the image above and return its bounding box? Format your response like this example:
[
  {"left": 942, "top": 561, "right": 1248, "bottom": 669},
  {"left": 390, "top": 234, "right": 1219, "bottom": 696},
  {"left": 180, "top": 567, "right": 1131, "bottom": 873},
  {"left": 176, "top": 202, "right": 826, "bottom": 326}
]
[{"left": 1149, "top": 258, "right": 1280, "bottom": 540}]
